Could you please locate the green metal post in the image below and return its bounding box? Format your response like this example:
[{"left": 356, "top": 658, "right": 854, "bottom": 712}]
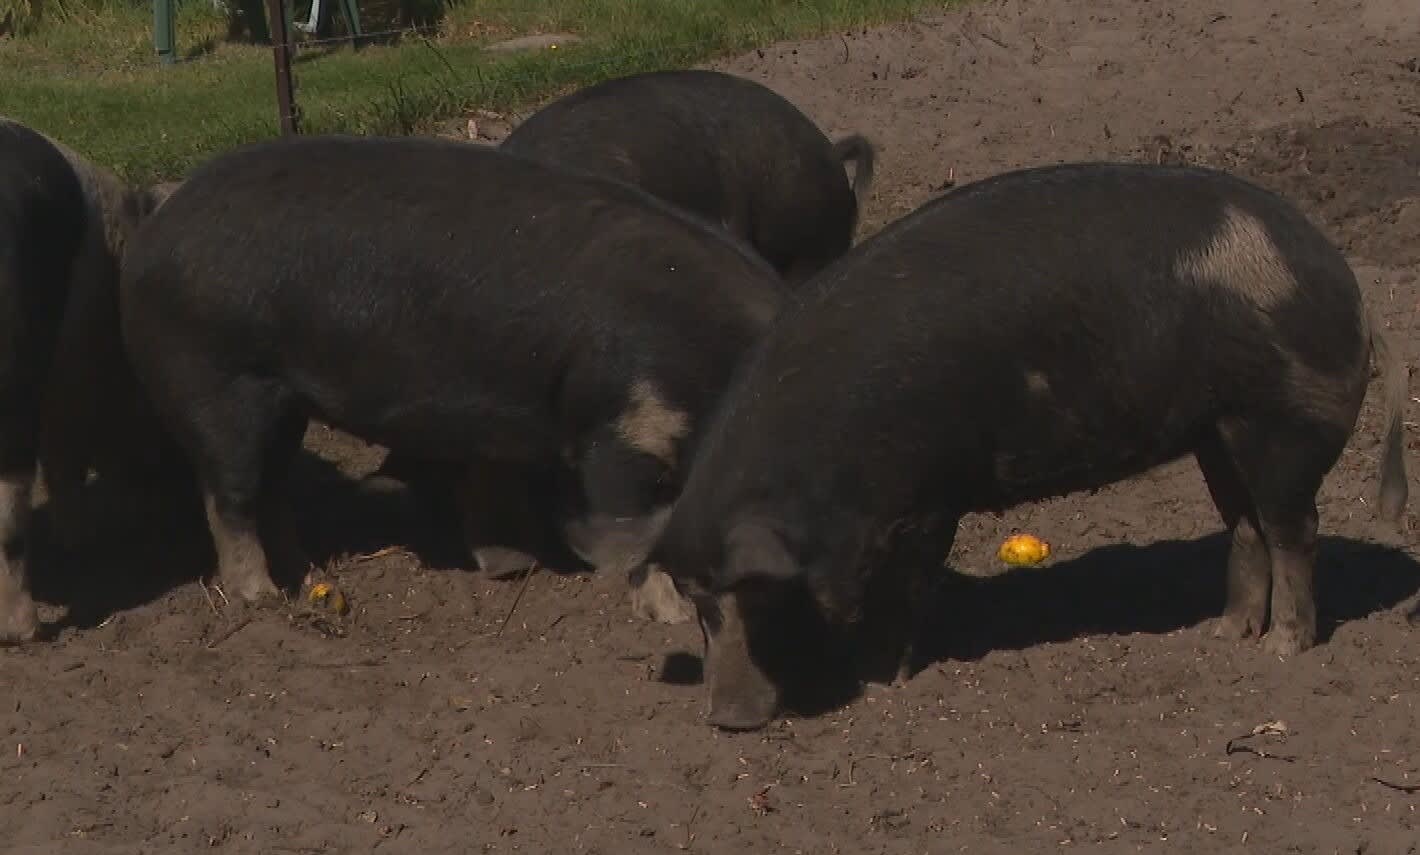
[
  {"left": 153, "top": 0, "right": 176, "bottom": 65},
  {"left": 337, "top": 0, "right": 361, "bottom": 45}
]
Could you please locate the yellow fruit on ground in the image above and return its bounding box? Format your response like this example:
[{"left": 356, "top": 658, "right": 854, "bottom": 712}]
[
  {"left": 308, "top": 581, "right": 350, "bottom": 615},
  {"left": 998, "top": 533, "right": 1050, "bottom": 566}
]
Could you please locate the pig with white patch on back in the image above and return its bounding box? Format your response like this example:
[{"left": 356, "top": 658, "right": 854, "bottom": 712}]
[{"left": 643, "top": 161, "right": 1410, "bottom": 731}]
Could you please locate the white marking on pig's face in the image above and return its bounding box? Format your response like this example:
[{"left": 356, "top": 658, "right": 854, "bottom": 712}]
[
  {"left": 616, "top": 380, "right": 690, "bottom": 467},
  {"left": 1173, "top": 204, "right": 1299, "bottom": 310}
]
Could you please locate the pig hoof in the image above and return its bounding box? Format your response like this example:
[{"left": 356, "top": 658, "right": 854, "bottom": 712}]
[
  {"left": 222, "top": 573, "right": 281, "bottom": 604},
  {"left": 474, "top": 546, "right": 538, "bottom": 580},
  {"left": 1212, "top": 612, "right": 1263, "bottom": 641},
  {"left": 860, "top": 670, "right": 915, "bottom": 691},
  {"left": 0, "top": 594, "right": 40, "bottom": 644},
  {"left": 356, "top": 473, "right": 408, "bottom": 498},
  {"left": 1261, "top": 627, "right": 1313, "bottom": 658},
  {"left": 707, "top": 700, "right": 777, "bottom": 732},
  {"left": 629, "top": 569, "right": 694, "bottom": 624}
]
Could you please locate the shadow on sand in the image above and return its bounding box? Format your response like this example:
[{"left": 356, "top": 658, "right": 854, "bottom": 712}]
[
  {"left": 663, "top": 531, "right": 1420, "bottom": 722},
  {"left": 28, "top": 445, "right": 590, "bottom": 636}
]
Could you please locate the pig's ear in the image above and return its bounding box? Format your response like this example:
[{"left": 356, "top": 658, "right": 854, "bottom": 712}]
[{"left": 719, "top": 520, "right": 801, "bottom": 589}]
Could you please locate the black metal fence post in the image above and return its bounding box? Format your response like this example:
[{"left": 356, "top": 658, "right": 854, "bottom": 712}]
[{"left": 264, "top": 0, "right": 300, "bottom": 135}]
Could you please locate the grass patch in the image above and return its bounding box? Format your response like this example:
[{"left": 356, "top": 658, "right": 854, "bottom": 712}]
[{"left": 0, "top": 0, "right": 952, "bottom": 182}]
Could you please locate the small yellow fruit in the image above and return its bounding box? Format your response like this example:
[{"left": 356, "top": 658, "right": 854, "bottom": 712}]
[
  {"left": 998, "top": 533, "right": 1050, "bottom": 566},
  {"left": 308, "top": 581, "right": 349, "bottom": 615}
]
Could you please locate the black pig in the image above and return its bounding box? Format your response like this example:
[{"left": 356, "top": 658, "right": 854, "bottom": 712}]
[
  {"left": 501, "top": 69, "right": 875, "bottom": 285},
  {"left": 118, "top": 134, "right": 785, "bottom": 619},
  {"left": 647, "top": 161, "right": 1410, "bottom": 730},
  {"left": 0, "top": 117, "right": 168, "bottom": 642}
]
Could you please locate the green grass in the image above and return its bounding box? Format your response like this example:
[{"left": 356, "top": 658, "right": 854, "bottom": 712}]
[{"left": 0, "top": 0, "right": 951, "bottom": 183}]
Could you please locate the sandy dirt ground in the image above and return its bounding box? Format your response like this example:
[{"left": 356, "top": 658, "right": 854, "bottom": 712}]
[{"left": 5, "top": 0, "right": 1420, "bottom": 852}]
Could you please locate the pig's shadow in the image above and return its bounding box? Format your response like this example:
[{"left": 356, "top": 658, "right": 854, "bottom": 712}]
[
  {"left": 921, "top": 532, "right": 1420, "bottom": 664},
  {"left": 29, "top": 445, "right": 585, "bottom": 634},
  {"left": 673, "top": 531, "right": 1420, "bottom": 722}
]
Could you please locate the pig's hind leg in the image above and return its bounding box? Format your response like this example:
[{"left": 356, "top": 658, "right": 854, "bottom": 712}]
[
  {"left": 0, "top": 415, "right": 39, "bottom": 644},
  {"left": 1202, "top": 417, "right": 1344, "bottom": 656},
  {"left": 183, "top": 373, "right": 309, "bottom": 604},
  {"left": 0, "top": 257, "right": 40, "bottom": 643},
  {"left": 1196, "top": 430, "right": 1272, "bottom": 642}
]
